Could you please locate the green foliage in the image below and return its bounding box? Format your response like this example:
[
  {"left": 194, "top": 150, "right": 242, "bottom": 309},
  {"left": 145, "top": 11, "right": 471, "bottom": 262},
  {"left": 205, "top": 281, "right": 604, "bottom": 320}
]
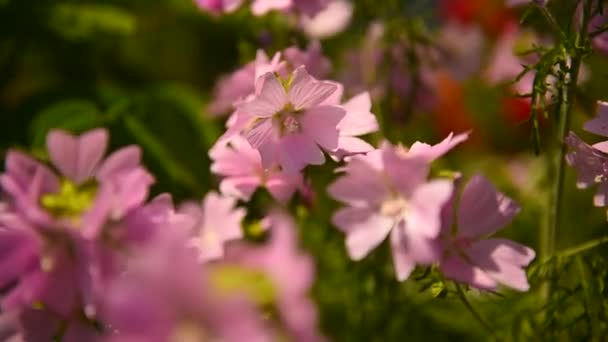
[
  {"left": 48, "top": 4, "right": 136, "bottom": 41},
  {"left": 29, "top": 99, "right": 102, "bottom": 149}
]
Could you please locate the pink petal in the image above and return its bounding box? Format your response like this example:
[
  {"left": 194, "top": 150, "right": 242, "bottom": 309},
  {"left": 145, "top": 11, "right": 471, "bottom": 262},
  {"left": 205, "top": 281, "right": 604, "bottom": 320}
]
[
  {"left": 265, "top": 172, "right": 302, "bottom": 202},
  {"left": 440, "top": 254, "right": 498, "bottom": 290},
  {"left": 219, "top": 176, "right": 261, "bottom": 201},
  {"left": 288, "top": 66, "right": 337, "bottom": 110},
  {"left": 468, "top": 238, "right": 535, "bottom": 267},
  {"left": 47, "top": 129, "right": 109, "bottom": 185},
  {"left": 318, "top": 81, "right": 344, "bottom": 106},
  {"left": 381, "top": 145, "right": 430, "bottom": 196},
  {"left": 278, "top": 133, "right": 325, "bottom": 173},
  {"left": 96, "top": 146, "right": 142, "bottom": 181},
  {"left": 331, "top": 136, "right": 375, "bottom": 161},
  {"left": 457, "top": 174, "right": 520, "bottom": 239},
  {"left": 408, "top": 132, "right": 470, "bottom": 162},
  {"left": 338, "top": 92, "right": 378, "bottom": 136},
  {"left": 584, "top": 101, "right": 608, "bottom": 137},
  {"left": 406, "top": 179, "right": 454, "bottom": 238},
  {"left": 239, "top": 73, "right": 287, "bottom": 118},
  {"left": 466, "top": 239, "right": 533, "bottom": 291},
  {"left": 300, "top": 105, "right": 345, "bottom": 151},
  {"left": 390, "top": 225, "right": 416, "bottom": 281},
  {"left": 327, "top": 155, "right": 388, "bottom": 207},
  {"left": 216, "top": 111, "right": 252, "bottom": 144},
  {"left": 343, "top": 211, "right": 393, "bottom": 260},
  {"left": 251, "top": 0, "right": 292, "bottom": 15},
  {"left": 243, "top": 118, "right": 276, "bottom": 149},
  {"left": 210, "top": 136, "right": 261, "bottom": 177},
  {"left": 203, "top": 192, "right": 245, "bottom": 241},
  {"left": 331, "top": 206, "right": 375, "bottom": 233}
]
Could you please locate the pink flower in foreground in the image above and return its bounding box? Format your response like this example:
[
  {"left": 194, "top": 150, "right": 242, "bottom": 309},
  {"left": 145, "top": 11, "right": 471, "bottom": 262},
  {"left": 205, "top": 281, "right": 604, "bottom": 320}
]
[
  {"left": 566, "top": 101, "right": 608, "bottom": 206},
  {"left": 210, "top": 136, "right": 304, "bottom": 202},
  {"left": 179, "top": 192, "right": 246, "bottom": 262},
  {"left": 224, "top": 66, "right": 345, "bottom": 173},
  {"left": 220, "top": 211, "right": 323, "bottom": 341},
  {"left": 104, "top": 229, "right": 271, "bottom": 342},
  {"left": 439, "top": 175, "right": 535, "bottom": 291},
  {"left": 328, "top": 135, "right": 467, "bottom": 280}
]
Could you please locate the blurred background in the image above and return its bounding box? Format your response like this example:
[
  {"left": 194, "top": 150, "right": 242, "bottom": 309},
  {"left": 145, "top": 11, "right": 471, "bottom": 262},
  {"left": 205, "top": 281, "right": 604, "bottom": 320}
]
[{"left": 1, "top": 0, "right": 607, "bottom": 340}]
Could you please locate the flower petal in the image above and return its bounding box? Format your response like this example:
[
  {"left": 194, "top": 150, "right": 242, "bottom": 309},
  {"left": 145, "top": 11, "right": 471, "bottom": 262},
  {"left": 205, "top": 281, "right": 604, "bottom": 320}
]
[
  {"left": 343, "top": 211, "right": 393, "bottom": 260},
  {"left": 457, "top": 174, "right": 520, "bottom": 239},
  {"left": 288, "top": 66, "right": 337, "bottom": 110},
  {"left": 239, "top": 73, "right": 287, "bottom": 118},
  {"left": 390, "top": 225, "right": 416, "bottom": 281},
  {"left": 584, "top": 101, "right": 608, "bottom": 137},
  {"left": 278, "top": 133, "right": 325, "bottom": 173},
  {"left": 300, "top": 105, "right": 345, "bottom": 151},
  {"left": 406, "top": 179, "right": 454, "bottom": 238},
  {"left": 440, "top": 254, "right": 498, "bottom": 290},
  {"left": 47, "top": 129, "right": 108, "bottom": 184}
]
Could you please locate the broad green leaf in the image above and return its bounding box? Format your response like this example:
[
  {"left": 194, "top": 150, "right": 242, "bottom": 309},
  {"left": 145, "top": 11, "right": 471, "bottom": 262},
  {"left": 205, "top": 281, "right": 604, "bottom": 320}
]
[{"left": 29, "top": 99, "right": 101, "bottom": 149}]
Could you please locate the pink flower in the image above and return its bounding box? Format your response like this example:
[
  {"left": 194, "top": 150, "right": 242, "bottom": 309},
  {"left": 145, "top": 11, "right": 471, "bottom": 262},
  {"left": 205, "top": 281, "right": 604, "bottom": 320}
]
[
  {"left": 194, "top": 0, "right": 244, "bottom": 14},
  {"left": 220, "top": 211, "right": 323, "bottom": 341},
  {"left": 0, "top": 128, "right": 154, "bottom": 239},
  {"left": 210, "top": 136, "right": 304, "bottom": 202},
  {"left": 320, "top": 84, "right": 379, "bottom": 159},
  {"left": 328, "top": 138, "right": 464, "bottom": 281},
  {"left": 208, "top": 45, "right": 331, "bottom": 117},
  {"left": 251, "top": 0, "right": 292, "bottom": 15},
  {"left": 180, "top": 192, "right": 246, "bottom": 262},
  {"left": 224, "top": 66, "right": 345, "bottom": 173},
  {"left": 104, "top": 228, "right": 272, "bottom": 342},
  {"left": 283, "top": 41, "right": 332, "bottom": 79},
  {"left": 300, "top": 0, "right": 353, "bottom": 39},
  {"left": 567, "top": 102, "right": 608, "bottom": 206},
  {"left": 439, "top": 175, "right": 535, "bottom": 291}
]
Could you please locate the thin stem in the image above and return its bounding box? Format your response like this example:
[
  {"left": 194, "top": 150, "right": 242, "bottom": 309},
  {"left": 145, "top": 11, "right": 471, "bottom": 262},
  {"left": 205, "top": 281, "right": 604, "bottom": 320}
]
[
  {"left": 543, "top": 0, "right": 592, "bottom": 259},
  {"left": 557, "top": 235, "right": 608, "bottom": 258},
  {"left": 455, "top": 285, "right": 498, "bottom": 340}
]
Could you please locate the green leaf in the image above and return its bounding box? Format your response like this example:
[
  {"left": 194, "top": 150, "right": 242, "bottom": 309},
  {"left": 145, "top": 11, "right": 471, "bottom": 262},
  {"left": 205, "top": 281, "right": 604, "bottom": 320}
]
[
  {"left": 48, "top": 4, "right": 136, "bottom": 41},
  {"left": 115, "top": 85, "right": 220, "bottom": 199},
  {"left": 29, "top": 99, "right": 101, "bottom": 149}
]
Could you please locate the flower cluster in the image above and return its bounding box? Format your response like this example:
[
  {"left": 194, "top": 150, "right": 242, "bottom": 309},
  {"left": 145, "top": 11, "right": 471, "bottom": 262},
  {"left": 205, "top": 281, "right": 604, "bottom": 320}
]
[
  {"left": 328, "top": 134, "right": 535, "bottom": 289},
  {"left": 0, "top": 129, "right": 323, "bottom": 340},
  {"left": 0, "top": 3, "right": 545, "bottom": 339}
]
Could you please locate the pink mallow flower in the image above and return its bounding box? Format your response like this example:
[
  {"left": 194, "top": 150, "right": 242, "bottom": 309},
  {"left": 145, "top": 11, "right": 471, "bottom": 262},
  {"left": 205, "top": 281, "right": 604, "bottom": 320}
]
[
  {"left": 219, "top": 210, "right": 323, "bottom": 341},
  {"left": 179, "top": 191, "right": 246, "bottom": 262},
  {"left": 207, "top": 44, "right": 331, "bottom": 117},
  {"left": 0, "top": 129, "right": 168, "bottom": 341},
  {"left": 328, "top": 134, "right": 467, "bottom": 281},
  {"left": 104, "top": 228, "right": 271, "bottom": 342},
  {"left": 210, "top": 136, "right": 304, "bottom": 202},
  {"left": 566, "top": 101, "right": 608, "bottom": 206},
  {"left": 224, "top": 66, "right": 345, "bottom": 173},
  {"left": 439, "top": 175, "right": 535, "bottom": 291},
  {"left": 0, "top": 128, "right": 154, "bottom": 239}
]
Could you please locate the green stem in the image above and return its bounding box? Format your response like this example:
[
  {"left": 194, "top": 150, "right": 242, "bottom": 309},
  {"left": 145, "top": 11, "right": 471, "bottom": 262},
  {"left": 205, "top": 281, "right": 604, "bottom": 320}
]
[
  {"left": 455, "top": 285, "right": 498, "bottom": 340},
  {"left": 557, "top": 235, "right": 608, "bottom": 258},
  {"left": 541, "top": 0, "right": 591, "bottom": 287}
]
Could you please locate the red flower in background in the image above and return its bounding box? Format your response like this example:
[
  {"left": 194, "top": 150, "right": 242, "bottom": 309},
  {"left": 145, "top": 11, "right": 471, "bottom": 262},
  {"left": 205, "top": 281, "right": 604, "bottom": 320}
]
[{"left": 440, "top": 0, "right": 516, "bottom": 36}]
